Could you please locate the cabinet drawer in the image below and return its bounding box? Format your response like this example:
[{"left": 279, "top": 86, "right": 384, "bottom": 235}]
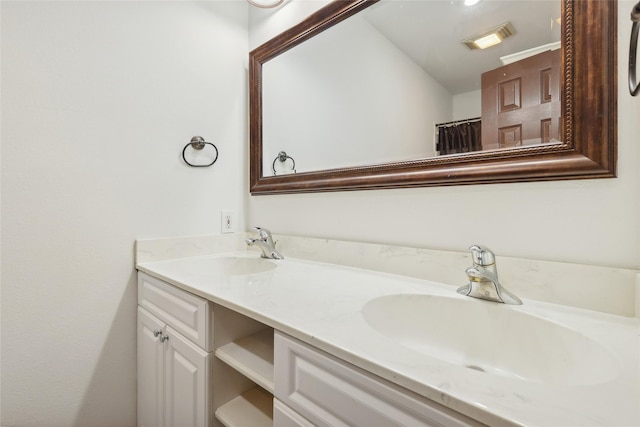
[
  {"left": 138, "top": 272, "right": 213, "bottom": 351},
  {"left": 274, "top": 399, "right": 314, "bottom": 427},
  {"left": 275, "top": 332, "right": 484, "bottom": 427}
]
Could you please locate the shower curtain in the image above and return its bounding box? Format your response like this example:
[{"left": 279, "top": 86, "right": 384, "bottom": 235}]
[{"left": 436, "top": 120, "right": 482, "bottom": 155}]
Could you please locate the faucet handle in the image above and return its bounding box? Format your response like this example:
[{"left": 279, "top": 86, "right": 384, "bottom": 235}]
[
  {"left": 252, "top": 226, "right": 272, "bottom": 240},
  {"left": 469, "top": 245, "right": 495, "bottom": 266}
]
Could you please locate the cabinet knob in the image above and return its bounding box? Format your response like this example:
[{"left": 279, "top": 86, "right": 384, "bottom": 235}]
[
  {"left": 160, "top": 334, "right": 169, "bottom": 343},
  {"left": 153, "top": 329, "right": 163, "bottom": 338}
]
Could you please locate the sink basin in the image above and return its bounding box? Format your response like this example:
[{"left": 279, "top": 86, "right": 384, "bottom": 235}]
[
  {"left": 175, "top": 256, "right": 277, "bottom": 277},
  {"left": 362, "top": 294, "right": 618, "bottom": 385}
]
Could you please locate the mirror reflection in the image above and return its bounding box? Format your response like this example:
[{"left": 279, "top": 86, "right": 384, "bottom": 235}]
[{"left": 263, "top": 0, "right": 561, "bottom": 176}]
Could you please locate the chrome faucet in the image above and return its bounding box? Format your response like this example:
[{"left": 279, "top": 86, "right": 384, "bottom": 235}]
[
  {"left": 457, "top": 245, "right": 522, "bottom": 305},
  {"left": 246, "top": 227, "right": 284, "bottom": 260}
]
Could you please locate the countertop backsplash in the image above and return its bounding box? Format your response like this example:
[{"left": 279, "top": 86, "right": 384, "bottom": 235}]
[{"left": 135, "top": 233, "right": 639, "bottom": 318}]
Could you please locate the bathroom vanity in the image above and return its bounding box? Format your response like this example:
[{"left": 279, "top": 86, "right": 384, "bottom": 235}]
[{"left": 135, "top": 235, "right": 639, "bottom": 427}]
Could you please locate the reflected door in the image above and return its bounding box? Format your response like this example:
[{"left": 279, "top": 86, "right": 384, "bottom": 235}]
[{"left": 481, "top": 49, "right": 561, "bottom": 150}]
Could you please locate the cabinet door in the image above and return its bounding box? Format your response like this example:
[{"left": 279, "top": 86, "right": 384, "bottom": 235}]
[
  {"left": 138, "top": 308, "right": 165, "bottom": 427},
  {"left": 164, "top": 325, "right": 211, "bottom": 427}
]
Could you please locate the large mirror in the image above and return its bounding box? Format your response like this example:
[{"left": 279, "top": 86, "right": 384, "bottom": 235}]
[{"left": 250, "top": 0, "right": 616, "bottom": 194}]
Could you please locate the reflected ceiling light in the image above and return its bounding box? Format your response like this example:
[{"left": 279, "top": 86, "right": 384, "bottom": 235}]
[
  {"left": 248, "top": 0, "right": 284, "bottom": 8},
  {"left": 462, "top": 22, "right": 516, "bottom": 50},
  {"left": 464, "top": 0, "right": 482, "bottom": 6}
]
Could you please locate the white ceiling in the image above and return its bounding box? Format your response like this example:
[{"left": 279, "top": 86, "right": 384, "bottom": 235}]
[{"left": 363, "top": 0, "right": 562, "bottom": 94}]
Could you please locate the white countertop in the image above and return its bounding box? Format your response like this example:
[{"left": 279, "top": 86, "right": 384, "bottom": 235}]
[{"left": 137, "top": 251, "right": 639, "bottom": 427}]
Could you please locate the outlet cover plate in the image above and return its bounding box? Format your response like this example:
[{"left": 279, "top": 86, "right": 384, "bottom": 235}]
[{"left": 221, "top": 210, "right": 236, "bottom": 234}]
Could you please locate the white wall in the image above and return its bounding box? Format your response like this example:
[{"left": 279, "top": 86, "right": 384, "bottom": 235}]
[
  {"left": 453, "top": 90, "right": 481, "bottom": 121},
  {"left": 248, "top": 0, "right": 640, "bottom": 270},
  {"left": 1, "top": 2, "right": 247, "bottom": 426}
]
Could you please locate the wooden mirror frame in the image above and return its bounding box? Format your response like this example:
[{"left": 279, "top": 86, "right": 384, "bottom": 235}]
[{"left": 249, "top": 0, "right": 616, "bottom": 195}]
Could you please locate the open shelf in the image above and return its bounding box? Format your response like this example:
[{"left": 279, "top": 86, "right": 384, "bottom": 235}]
[
  {"left": 215, "top": 328, "right": 274, "bottom": 393},
  {"left": 215, "top": 387, "right": 273, "bottom": 427}
]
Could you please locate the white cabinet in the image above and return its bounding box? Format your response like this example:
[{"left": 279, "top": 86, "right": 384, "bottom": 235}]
[
  {"left": 138, "top": 307, "right": 165, "bottom": 427},
  {"left": 137, "top": 273, "right": 213, "bottom": 427},
  {"left": 164, "top": 323, "right": 211, "bottom": 426},
  {"left": 274, "top": 332, "right": 485, "bottom": 427},
  {"left": 137, "top": 272, "right": 486, "bottom": 427},
  {"left": 138, "top": 272, "right": 213, "bottom": 351}
]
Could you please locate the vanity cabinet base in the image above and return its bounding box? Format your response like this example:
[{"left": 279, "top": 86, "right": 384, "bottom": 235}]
[{"left": 137, "top": 272, "right": 488, "bottom": 427}]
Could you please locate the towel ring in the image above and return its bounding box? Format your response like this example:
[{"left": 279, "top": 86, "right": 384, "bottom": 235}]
[
  {"left": 630, "top": 1, "right": 640, "bottom": 96},
  {"left": 272, "top": 151, "right": 296, "bottom": 175},
  {"left": 182, "top": 136, "right": 219, "bottom": 167}
]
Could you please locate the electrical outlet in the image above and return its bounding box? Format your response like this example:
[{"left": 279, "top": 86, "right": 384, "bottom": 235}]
[{"left": 221, "top": 210, "right": 236, "bottom": 234}]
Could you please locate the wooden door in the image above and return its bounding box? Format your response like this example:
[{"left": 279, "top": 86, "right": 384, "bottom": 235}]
[{"left": 481, "top": 49, "right": 561, "bottom": 150}]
